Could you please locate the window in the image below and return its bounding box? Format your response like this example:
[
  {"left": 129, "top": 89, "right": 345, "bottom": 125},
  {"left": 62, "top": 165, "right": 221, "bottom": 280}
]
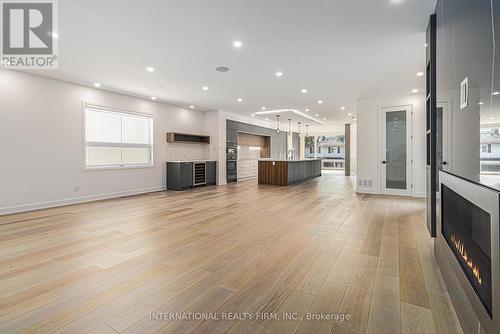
[
  {"left": 328, "top": 147, "right": 332, "bottom": 154},
  {"left": 84, "top": 105, "right": 153, "bottom": 168},
  {"left": 481, "top": 144, "right": 491, "bottom": 153}
]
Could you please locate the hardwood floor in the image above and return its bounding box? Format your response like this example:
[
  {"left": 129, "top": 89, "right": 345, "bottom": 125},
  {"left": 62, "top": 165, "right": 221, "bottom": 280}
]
[{"left": 0, "top": 174, "right": 463, "bottom": 334}]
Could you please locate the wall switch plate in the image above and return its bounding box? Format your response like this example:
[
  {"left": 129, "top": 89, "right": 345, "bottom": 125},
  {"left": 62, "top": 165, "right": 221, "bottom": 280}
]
[{"left": 460, "top": 77, "right": 468, "bottom": 109}]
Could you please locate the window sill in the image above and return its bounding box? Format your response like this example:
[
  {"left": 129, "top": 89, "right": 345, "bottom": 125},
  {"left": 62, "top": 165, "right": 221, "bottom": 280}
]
[{"left": 83, "top": 164, "right": 155, "bottom": 172}]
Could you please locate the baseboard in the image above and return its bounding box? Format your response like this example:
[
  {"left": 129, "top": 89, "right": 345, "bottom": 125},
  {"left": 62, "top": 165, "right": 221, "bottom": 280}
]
[
  {"left": 0, "top": 186, "right": 166, "bottom": 216},
  {"left": 355, "top": 187, "right": 380, "bottom": 195},
  {"left": 356, "top": 186, "right": 426, "bottom": 198}
]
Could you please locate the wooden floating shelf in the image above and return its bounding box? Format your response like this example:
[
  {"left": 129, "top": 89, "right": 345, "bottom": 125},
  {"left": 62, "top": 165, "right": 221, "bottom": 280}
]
[{"left": 166, "top": 132, "right": 210, "bottom": 144}]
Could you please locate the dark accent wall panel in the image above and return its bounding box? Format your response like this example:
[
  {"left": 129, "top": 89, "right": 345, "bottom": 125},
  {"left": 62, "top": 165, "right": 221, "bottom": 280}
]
[{"left": 426, "top": 14, "right": 437, "bottom": 237}]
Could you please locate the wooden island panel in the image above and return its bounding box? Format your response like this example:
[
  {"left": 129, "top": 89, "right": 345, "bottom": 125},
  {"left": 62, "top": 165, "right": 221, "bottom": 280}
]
[
  {"left": 258, "top": 161, "right": 288, "bottom": 186},
  {"left": 258, "top": 159, "right": 321, "bottom": 186}
]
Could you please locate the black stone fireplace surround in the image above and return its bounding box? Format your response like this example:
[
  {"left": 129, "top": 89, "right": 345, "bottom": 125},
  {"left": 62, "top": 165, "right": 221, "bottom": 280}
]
[
  {"left": 441, "top": 184, "right": 492, "bottom": 317},
  {"left": 436, "top": 171, "right": 500, "bottom": 334}
]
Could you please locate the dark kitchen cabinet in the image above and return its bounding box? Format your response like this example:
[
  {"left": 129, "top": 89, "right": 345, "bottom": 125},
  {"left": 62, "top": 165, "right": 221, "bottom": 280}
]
[
  {"left": 167, "top": 161, "right": 217, "bottom": 191},
  {"left": 206, "top": 161, "right": 217, "bottom": 185},
  {"left": 227, "top": 129, "right": 237, "bottom": 143},
  {"left": 166, "top": 162, "right": 193, "bottom": 190}
]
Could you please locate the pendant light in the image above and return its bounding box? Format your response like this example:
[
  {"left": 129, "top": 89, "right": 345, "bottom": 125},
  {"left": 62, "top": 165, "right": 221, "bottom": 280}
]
[
  {"left": 276, "top": 115, "right": 280, "bottom": 134},
  {"left": 288, "top": 118, "right": 292, "bottom": 136},
  {"left": 298, "top": 122, "right": 302, "bottom": 135}
]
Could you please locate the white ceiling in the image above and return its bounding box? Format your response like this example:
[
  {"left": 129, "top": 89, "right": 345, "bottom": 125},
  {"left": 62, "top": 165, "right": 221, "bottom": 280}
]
[{"left": 33, "top": 0, "right": 436, "bottom": 131}]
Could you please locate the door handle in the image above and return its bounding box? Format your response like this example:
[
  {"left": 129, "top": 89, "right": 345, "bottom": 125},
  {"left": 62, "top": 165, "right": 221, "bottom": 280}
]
[
  {"left": 441, "top": 161, "right": 448, "bottom": 165},
  {"left": 381, "top": 161, "right": 388, "bottom": 164}
]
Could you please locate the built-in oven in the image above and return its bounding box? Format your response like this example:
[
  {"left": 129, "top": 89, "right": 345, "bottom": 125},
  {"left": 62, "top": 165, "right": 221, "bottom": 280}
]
[{"left": 227, "top": 148, "right": 237, "bottom": 161}]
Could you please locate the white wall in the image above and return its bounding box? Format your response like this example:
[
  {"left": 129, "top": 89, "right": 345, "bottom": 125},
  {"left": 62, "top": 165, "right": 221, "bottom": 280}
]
[
  {"left": 0, "top": 70, "right": 217, "bottom": 214},
  {"left": 350, "top": 123, "right": 357, "bottom": 174},
  {"left": 356, "top": 94, "right": 426, "bottom": 197}
]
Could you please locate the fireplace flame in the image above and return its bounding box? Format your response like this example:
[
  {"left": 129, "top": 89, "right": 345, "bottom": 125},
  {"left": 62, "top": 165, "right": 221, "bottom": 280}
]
[{"left": 451, "top": 235, "right": 482, "bottom": 285}]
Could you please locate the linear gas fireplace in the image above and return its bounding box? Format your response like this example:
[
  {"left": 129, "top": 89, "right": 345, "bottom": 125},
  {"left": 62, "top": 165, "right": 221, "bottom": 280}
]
[
  {"left": 442, "top": 185, "right": 492, "bottom": 316},
  {"left": 436, "top": 171, "right": 500, "bottom": 334}
]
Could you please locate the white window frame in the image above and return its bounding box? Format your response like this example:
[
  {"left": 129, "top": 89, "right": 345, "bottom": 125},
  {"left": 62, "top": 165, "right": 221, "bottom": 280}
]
[{"left": 82, "top": 103, "right": 154, "bottom": 171}]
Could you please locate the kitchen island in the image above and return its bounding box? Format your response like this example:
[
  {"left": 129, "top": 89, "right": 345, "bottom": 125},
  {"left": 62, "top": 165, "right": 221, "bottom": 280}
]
[{"left": 258, "top": 159, "right": 321, "bottom": 186}]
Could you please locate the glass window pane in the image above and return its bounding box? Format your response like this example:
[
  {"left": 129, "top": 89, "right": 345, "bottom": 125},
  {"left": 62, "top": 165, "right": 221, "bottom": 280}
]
[
  {"left": 122, "top": 147, "right": 150, "bottom": 165},
  {"left": 122, "top": 115, "right": 150, "bottom": 144},
  {"left": 386, "top": 111, "right": 407, "bottom": 189},
  {"left": 316, "top": 135, "right": 345, "bottom": 158},
  {"left": 86, "top": 147, "right": 121, "bottom": 166},
  {"left": 85, "top": 110, "right": 121, "bottom": 143}
]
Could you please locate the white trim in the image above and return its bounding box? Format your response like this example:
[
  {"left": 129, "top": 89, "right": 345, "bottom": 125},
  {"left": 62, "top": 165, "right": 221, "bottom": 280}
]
[
  {"left": 413, "top": 191, "right": 426, "bottom": 198},
  {"left": 83, "top": 164, "right": 155, "bottom": 172},
  {"left": 86, "top": 142, "right": 151, "bottom": 148},
  {"left": 0, "top": 186, "right": 165, "bottom": 216},
  {"left": 82, "top": 103, "right": 154, "bottom": 170},
  {"left": 355, "top": 187, "right": 380, "bottom": 195},
  {"left": 438, "top": 100, "right": 453, "bottom": 172},
  {"left": 378, "top": 104, "right": 413, "bottom": 196},
  {"left": 84, "top": 103, "right": 155, "bottom": 119}
]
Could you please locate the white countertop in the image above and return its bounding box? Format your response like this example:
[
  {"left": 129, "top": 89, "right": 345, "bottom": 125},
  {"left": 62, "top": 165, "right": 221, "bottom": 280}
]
[
  {"left": 167, "top": 160, "right": 216, "bottom": 163},
  {"left": 258, "top": 158, "right": 321, "bottom": 162}
]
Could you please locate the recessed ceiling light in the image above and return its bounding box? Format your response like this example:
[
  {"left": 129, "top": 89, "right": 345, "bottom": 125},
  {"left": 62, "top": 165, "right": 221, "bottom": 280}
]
[
  {"left": 412, "top": 89, "right": 419, "bottom": 93},
  {"left": 151, "top": 96, "right": 156, "bottom": 100},
  {"left": 275, "top": 71, "right": 283, "bottom": 77},
  {"left": 479, "top": 102, "right": 484, "bottom": 105},
  {"left": 348, "top": 113, "right": 352, "bottom": 116},
  {"left": 261, "top": 107, "right": 266, "bottom": 110},
  {"left": 490, "top": 117, "right": 495, "bottom": 120},
  {"left": 146, "top": 66, "right": 155, "bottom": 73},
  {"left": 189, "top": 105, "right": 195, "bottom": 109},
  {"left": 301, "top": 89, "right": 308, "bottom": 93},
  {"left": 340, "top": 106, "right": 346, "bottom": 110},
  {"left": 233, "top": 41, "right": 243, "bottom": 48},
  {"left": 315, "top": 113, "right": 319, "bottom": 117},
  {"left": 237, "top": 98, "right": 243, "bottom": 102},
  {"left": 202, "top": 86, "right": 208, "bottom": 91},
  {"left": 265, "top": 118, "right": 270, "bottom": 121},
  {"left": 216, "top": 66, "right": 230, "bottom": 72},
  {"left": 317, "top": 100, "right": 323, "bottom": 104},
  {"left": 493, "top": 91, "right": 500, "bottom": 95},
  {"left": 251, "top": 114, "right": 255, "bottom": 117},
  {"left": 305, "top": 109, "right": 310, "bottom": 112},
  {"left": 93, "top": 82, "right": 101, "bottom": 87},
  {"left": 417, "top": 72, "right": 424, "bottom": 77},
  {"left": 424, "top": 43, "right": 428, "bottom": 48}
]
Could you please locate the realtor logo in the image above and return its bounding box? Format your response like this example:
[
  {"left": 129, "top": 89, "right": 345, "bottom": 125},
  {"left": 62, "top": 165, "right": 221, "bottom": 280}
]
[{"left": 1, "top": 0, "right": 58, "bottom": 69}]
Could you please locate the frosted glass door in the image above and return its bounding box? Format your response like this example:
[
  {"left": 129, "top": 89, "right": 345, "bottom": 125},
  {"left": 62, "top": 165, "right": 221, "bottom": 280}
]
[{"left": 385, "top": 111, "right": 407, "bottom": 190}]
